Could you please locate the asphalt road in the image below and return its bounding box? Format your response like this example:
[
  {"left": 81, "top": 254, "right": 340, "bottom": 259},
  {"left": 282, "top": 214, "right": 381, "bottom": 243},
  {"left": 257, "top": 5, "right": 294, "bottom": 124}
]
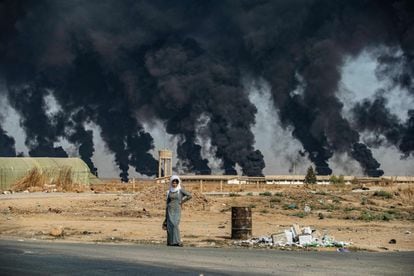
[{"left": 0, "top": 240, "right": 413, "bottom": 275}]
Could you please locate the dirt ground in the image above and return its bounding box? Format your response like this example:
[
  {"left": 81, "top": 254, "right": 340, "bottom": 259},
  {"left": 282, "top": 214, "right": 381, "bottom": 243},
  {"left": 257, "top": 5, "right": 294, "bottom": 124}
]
[{"left": 1, "top": 181, "right": 413, "bottom": 252}]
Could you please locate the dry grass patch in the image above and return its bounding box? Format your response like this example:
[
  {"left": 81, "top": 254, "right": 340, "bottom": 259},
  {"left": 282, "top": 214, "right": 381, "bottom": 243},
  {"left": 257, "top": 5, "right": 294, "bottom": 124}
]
[
  {"left": 12, "top": 167, "right": 86, "bottom": 192},
  {"left": 12, "top": 168, "right": 46, "bottom": 192},
  {"left": 399, "top": 186, "right": 414, "bottom": 204}
]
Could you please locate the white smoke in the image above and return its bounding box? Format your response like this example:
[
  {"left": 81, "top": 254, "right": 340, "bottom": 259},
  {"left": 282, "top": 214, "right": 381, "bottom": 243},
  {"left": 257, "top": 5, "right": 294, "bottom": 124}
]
[
  {"left": 194, "top": 113, "right": 223, "bottom": 174},
  {"left": 247, "top": 77, "right": 310, "bottom": 175}
]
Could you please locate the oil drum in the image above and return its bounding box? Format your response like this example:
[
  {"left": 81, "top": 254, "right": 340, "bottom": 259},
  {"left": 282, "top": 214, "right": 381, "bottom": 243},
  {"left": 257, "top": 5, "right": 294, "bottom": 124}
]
[{"left": 231, "top": 207, "right": 252, "bottom": 239}]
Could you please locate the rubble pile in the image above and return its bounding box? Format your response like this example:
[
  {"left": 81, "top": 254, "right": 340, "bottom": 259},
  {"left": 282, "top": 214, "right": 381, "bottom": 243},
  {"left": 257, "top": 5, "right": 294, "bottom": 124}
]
[{"left": 234, "top": 224, "right": 350, "bottom": 249}]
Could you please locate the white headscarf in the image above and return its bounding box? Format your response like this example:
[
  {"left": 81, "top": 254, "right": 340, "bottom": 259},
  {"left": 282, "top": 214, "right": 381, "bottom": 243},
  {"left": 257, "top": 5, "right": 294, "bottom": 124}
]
[{"left": 169, "top": 175, "right": 181, "bottom": 193}]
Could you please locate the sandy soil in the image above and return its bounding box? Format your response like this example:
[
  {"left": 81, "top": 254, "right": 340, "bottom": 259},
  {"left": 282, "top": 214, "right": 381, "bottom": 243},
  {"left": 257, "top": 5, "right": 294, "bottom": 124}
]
[{"left": 1, "top": 182, "right": 413, "bottom": 252}]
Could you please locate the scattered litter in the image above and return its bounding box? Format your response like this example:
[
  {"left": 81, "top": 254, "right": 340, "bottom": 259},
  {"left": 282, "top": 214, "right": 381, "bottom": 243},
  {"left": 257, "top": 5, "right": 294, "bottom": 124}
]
[
  {"left": 337, "top": 248, "right": 350, "bottom": 252},
  {"left": 299, "top": 234, "right": 312, "bottom": 245},
  {"left": 285, "top": 230, "right": 293, "bottom": 245},
  {"left": 291, "top": 224, "right": 301, "bottom": 238},
  {"left": 304, "top": 205, "right": 311, "bottom": 213},
  {"left": 303, "top": 227, "right": 312, "bottom": 235},
  {"left": 405, "top": 231, "right": 411, "bottom": 235},
  {"left": 233, "top": 224, "right": 351, "bottom": 249}
]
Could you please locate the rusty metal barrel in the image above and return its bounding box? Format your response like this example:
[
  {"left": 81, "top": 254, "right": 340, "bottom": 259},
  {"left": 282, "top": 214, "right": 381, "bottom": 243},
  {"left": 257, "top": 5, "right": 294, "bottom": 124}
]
[{"left": 231, "top": 207, "right": 252, "bottom": 239}]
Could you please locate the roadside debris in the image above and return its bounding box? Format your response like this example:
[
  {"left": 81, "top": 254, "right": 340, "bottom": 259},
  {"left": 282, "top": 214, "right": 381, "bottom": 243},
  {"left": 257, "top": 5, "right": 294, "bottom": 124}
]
[{"left": 233, "top": 224, "right": 350, "bottom": 249}]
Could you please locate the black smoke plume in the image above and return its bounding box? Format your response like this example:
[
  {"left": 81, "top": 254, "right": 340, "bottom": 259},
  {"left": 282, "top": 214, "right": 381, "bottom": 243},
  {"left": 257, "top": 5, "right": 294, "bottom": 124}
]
[
  {"left": 0, "top": 0, "right": 413, "bottom": 178},
  {"left": 0, "top": 126, "right": 16, "bottom": 157},
  {"left": 400, "top": 110, "right": 414, "bottom": 156},
  {"left": 352, "top": 94, "right": 402, "bottom": 146},
  {"left": 352, "top": 94, "right": 414, "bottom": 159},
  {"left": 7, "top": 84, "right": 68, "bottom": 158}
]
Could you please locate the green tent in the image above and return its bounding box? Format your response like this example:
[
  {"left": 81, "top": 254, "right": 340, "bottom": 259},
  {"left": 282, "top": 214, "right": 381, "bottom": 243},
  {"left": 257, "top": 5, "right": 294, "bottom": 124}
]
[{"left": 0, "top": 157, "right": 98, "bottom": 190}]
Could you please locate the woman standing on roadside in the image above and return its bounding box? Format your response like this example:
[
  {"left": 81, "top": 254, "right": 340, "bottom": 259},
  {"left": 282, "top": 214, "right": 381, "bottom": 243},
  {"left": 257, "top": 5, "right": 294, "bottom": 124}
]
[{"left": 163, "top": 175, "right": 192, "bottom": 246}]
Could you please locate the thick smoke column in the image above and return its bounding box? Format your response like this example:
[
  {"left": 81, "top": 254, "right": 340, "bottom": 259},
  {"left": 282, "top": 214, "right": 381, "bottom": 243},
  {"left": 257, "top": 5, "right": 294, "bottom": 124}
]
[
  {"left": 66, "top": 110, "right": 97, "bottom": 176},
  {"left": 7, "top": 84, "right": 68, "bottom": 158},
  {"left": 400, "top": 111, "right": 414, "bottom": 156},
  {"left": 351, "top": 143, "right": 384, "bottom": 177},
  {"left": 352, "top": 95, "right": 402, "bottom": 147},
  {"left": 144, "top": 40, "right": 264, "bottom": 175},
  {"left": 0, "top": 0, "right": 413, "bottom": 177},
  {"left": 352, "top": 94, "right": 414, "bottom": 158},
  {"left": 0, "top": 126, "right": 16, "bottom": 157},
  {"left": 50, "top": 40, "right": 158, "bottom": 181}
]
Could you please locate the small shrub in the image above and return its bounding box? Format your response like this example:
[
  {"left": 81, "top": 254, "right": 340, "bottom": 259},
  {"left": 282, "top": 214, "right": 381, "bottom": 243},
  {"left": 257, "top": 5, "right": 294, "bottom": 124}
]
[
  {"left": 344, "top": 215, "right": 356, "bottom": 220},
  {"left": 304, "top": 166, "right": 317, "bottom": 185},
  {"left": 373, "top": 190, "right": 393, "bottom": 199},
  {"left": 270, "top": 197, "right": 281, "bottom": 203},
  {"left": 274, "top": 192, "right": 284, "bottom": 197},
  {"left": 385, "top": 210, "right": 401, "bottom": 218},
  {"left": 320, "top": 203, "right": 338, "bottom": 212},
  {"left": 361, "top": 197, "right": 368, "bottom": 205},
  {"left": 359, "top": 211, "right": 374, "bottom": 221},
  {"left": 326, "top": 205, "right": 336, "bottom": 212},
  {"left": 246, "top": 192, "right": 253, "bottom": 196},
  {"left": 291, "top": 212, "right": 307, "bottom": 218},
  {"left": 332, "top": 198, "right": 341, "bottom": 204},
  {"left": 358, "top": 211, "right": 394, "bottom": 221},
  {"left": 260, "top": 209, "right": 269, "bottom": 214},
  {"left": 329, "top": 175, "right": 338, "bottom": 185},
  {"left": 380, "top": 212, "right": 393, "bottom": 221},
  {"left": 229, "top": 192, "right": 241, "bottom": 197},
  {"left": 248, "top": 204, "right": 256, "bottom": 208},
  {"left": 259, "top": 191, "right": 272, "bottom": 196},
  {"left": 316, "top": 191, "right": 327, "bottom": 195},
  {"left": 330, "top": 175, "right": 345, "bottom": 186}
]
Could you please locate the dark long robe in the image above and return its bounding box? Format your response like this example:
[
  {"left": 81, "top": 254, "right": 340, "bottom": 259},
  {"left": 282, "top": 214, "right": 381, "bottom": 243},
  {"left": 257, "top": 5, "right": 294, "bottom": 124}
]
[{"left": 165, "top": 189, "right": 192, "bottom": 245}]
